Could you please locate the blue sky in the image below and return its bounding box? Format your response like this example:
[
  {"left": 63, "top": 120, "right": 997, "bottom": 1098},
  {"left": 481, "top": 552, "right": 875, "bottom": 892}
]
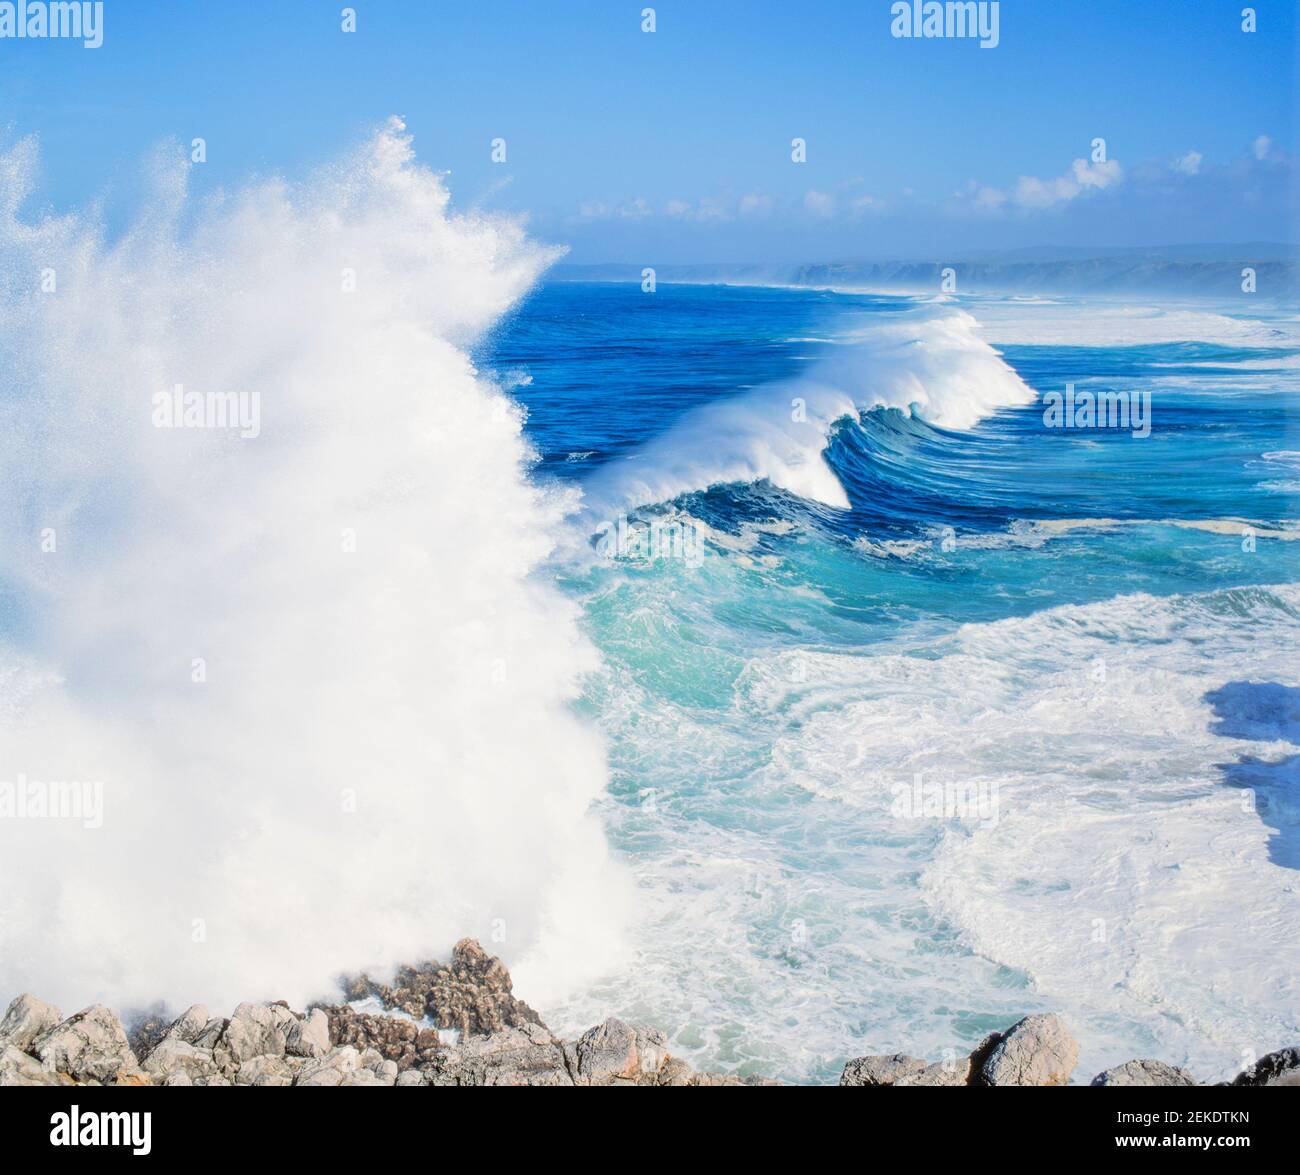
[{"left": 0, "top": 0, "right": 1294, "bottom": 262}]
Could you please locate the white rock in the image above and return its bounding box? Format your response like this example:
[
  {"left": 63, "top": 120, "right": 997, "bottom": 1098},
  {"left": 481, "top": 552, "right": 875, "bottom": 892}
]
[
  {"left": 1092, "top": 1059, "right": 1196, "bottom": 1087},
  {"left": 0, "top": 1043, "right": 66, "bottom": 1086},
  {"left": 295, "top": 1045, "right": 361, "bottom": 1087},
  {"left": 33, "top": 1005, "right": 139, "bottom": 1084},
  {"left": 141, "top": 1038, "right": 221, "bottom": 1084},
  {"left": 979, "top": 1014, "right": 1078, "bottom": 1087},
  {"left": 286, "top": 1008, "right": 331, "bottom": 1058},
  {"left": 0, "top": 994, "right": 63, "bottom": 1053}
]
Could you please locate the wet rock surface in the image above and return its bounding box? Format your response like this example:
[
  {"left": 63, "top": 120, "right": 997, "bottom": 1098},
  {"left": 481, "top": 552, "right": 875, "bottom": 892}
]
[{"left": 1, "top": 943, "right": 1292, "bottom": 1087}]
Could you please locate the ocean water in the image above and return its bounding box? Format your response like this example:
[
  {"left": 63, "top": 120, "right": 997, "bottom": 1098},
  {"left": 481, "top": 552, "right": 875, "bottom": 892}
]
[
  {"left": 487, "top": 282, "right": 1300, "bottom": 1084},
  {"left": 0, "top": 126, "right": 1295, "bottom": 1086}
]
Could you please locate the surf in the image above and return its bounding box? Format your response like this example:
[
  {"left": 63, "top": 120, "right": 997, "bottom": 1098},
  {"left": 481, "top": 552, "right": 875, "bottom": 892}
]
[
  {"left": 576, "top": 303, "right": 1036, "bottom": 522},
  {"left": 0, "top": 118, "right": 630, "bottom": 1013}
]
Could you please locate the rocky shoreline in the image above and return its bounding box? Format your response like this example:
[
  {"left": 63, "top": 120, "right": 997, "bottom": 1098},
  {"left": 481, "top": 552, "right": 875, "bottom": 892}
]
[{"left": 1, "top": 939, "right": 1295, "bottom": 1087}]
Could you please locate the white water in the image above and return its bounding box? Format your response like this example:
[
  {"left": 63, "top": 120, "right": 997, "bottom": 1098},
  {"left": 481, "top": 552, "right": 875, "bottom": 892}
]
[
  {"left": 579, "top": 306, "right": 1036, "bottom": 515},
  {"left": 0, "top": 120, "right": 630, "bottom": 1013},
  {"left": 548, "top": 567, "right": 1300, "bottom": 1082}
]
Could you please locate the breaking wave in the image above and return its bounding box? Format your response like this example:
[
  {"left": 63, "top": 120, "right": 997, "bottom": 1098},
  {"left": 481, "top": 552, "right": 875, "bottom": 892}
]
[{"left": 0, "top": 118, "right": 630, "bottom": 1012}]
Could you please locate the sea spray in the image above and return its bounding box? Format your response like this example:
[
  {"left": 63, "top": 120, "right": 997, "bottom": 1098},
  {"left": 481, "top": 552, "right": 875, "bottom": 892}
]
[{"left": 0, "top": 118, "right": 630, "bottom": 1012}]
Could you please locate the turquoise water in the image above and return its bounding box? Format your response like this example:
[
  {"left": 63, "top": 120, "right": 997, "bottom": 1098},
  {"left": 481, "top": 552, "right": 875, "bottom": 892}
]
[{"left": 488, "top": 283, "right": 1300, "bottom": 1083}]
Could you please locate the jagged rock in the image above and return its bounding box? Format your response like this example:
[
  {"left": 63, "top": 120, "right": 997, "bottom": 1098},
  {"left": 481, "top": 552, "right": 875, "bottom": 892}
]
[
  {"left": 0, "top": 1043, "right": 68, "bottom": 1086},
  {"left": 689, "top": 1071, "right": 779, "bottom": 1086},
  {"left": 336, "top": 1049, "right": 398, "bottom": 1086},
  {"left": 141, "top": 1038, "right": 222, "bottom": 1085},
  {"left": 1092, "top": 1059, "right": 1197, "bottom": 1087},
  {"left": 978, "top": 1014, "right": 1078, "bottom": 1086},
  {"left": 237, "top": 1055, "right": 301, "bottom": 1087},
  {"left": 296, "top": 1046, "right": 362, "bottom": 1087},
  {"left": 422, "top": 1021, "right": 573, "bottom": 1086},
  {"left": 897, "top": 1056, "right": 973, "bottom": 1086},
  {"left": 574, "top": 1018, "right": 672, "bottom": 1086},
  {"left": 191, "top": 1016, "right": 228, "bottom": 1051},
  {"left": 0, "top": 994, "right": 63, "bottom": 1053},
  {"left": 125, "top": 1004, "right": 172, "bottom": 1060},
  {"left": 396, "top": 1068, "right": 427, "bottom": 1087},
  {"left": 286, "top": 1008, "right": 331, "bottom": 1059},
  {"left": 317, "top": 1005, "right": 423, "bottom": 1066},
  {"left": 658, "top": 1056, "right": 696, "bottom": 1087},
  {"left": 840, "top": 1053, "right": 929, "bottom": 1086},
  {"left": 33, "top": 1005, "right": 139, "bottom": 1084},
  {"left": 213, "top": 1002, "right": 296, "bottom": 1072},
  {"left": 1229, "top": 1047, "right": 1300, "bottom": 1087},
  {"left": 159, "top": 1005, "right": 211, "bottom": 1046},
  {"left": 692, "top": 1072, "right": 745, "bottom": 1086},
  {"left": 343, "top": 938, "right": 544, "bottom": 1037}
]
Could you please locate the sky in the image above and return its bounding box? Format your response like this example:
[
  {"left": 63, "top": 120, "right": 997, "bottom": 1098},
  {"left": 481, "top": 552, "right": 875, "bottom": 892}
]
[{"left": 0, "top": 0, "right": 1295, "bottom": 263}]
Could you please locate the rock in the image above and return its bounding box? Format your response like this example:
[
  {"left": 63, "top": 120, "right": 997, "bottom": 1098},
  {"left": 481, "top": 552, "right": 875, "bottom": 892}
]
[
  {"left": 896, "top": 1056, "right": 973, "bottom": 1086},
  {"left": 286, "top": 1008, "right": 331, "bottom": 1059},
  {"left": 213, "top": 1002, "right": 295, "bottom": 1072},
  {"left": 141, "top": 1038, "right": 222, "bottom": 1084},
  {"left": 658, "top": 1056, "right": 696, "bottom": 1087},
  {"left": 339, "top": 1050, "right": 399, "bottom": 1087},
  {"left": 1229, "top": 1047, "right": 1300, "bottom": 1087},
  {"left": 574, "top": 1018, "right": 672, "bottom": 1086},
  {"left": 33, "top": 1005, "right": 139, "bottom": 1084},
  {"left": 161, "top": 1005, "right": 211, "bottom": 1046},
  {"left": 236, "top": 1055, "right": 300, "bottom": 1087},
  {"left": 296, "top": 1046, "right": 362, "bottom": 1087},
  {"left": 423, "top": 1022, "right": 573, "bottom": 1087},
  {"left": 0, "top": 1043, "right": 67, "bottom": 1086},
  {"left": 396, "top": 1068, "right": 427, "bottom": 1087},
  {"left": 689, "top": 1071, "right": 779, "bottom": 1086},
  {"left": 0, "top": 994, "right": 63, "bottom": 1054},
  {"left": 342, "top": 938, "right": 544, "bottom": 1037},
  {"left": 840, "top": 1053, "right": 929, "bottom": 1087},
  {"left": 1092, "top": 1059, "right": 1197, "bottom": 1087},
  {"left": 125, "top": 1005, "right": 172, "bottom": 1061},
  {"left": 978, "top": 1014, "right": 1078, "bottom": 1086},
  {"left": 316, "top": 1005, "right": 421, "bottom": 1066},
  {"left": 190, "top": 1016, "right": 228, "bottom": 1051},
  {"left": 691, "top": 1072, "right": 746, "bottom": 1086}
]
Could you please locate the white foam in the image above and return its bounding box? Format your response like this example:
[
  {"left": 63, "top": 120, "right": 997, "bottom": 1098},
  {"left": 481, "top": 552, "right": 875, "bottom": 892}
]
[
  {"left": 969, "top": 299, "right": 1300, "bottom": 348},
  {"left": 0, "top": 119, "right": 630, "bottom": 1013},
  {"left": 578, "top": 306, "right": 1035, "bottom": 516},
  {"left": 764, "top": 584, "right": 1300, "bottom": 1078},
  {"left": 547, "top": 561, "right": 1300, "bottom": 1082}
]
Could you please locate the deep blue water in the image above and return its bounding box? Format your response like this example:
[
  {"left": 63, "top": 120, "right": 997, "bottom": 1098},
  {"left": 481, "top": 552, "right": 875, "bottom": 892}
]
[{"left": 484, "top": 281, "right": 1300, "bottom": 1083}]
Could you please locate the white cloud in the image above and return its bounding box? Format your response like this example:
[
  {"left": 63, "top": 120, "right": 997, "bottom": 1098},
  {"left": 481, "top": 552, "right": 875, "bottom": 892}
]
[
  {"left": 1012, "top": 157, "right": 1122, "bottom": 208},
  {"left": 576, "top": 196, "right": 652, "bottom": 221},
  {"left": 803, "top": 189, "right": 835, "bottom": 217},
  {"left": 1253, "top": 135, "right": 1272, "bottom": 160},
  {"left": 738, "top": 192, "right": 773, "bottom": 216},
  {"left": 1174, "top": 150, "right": 1202, "bottom": 175}
]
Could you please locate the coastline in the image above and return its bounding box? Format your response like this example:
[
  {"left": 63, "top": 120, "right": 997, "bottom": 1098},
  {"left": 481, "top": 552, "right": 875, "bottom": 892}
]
[{"left": 2, "top": 940, "right": 1295, "bottom": 1088}]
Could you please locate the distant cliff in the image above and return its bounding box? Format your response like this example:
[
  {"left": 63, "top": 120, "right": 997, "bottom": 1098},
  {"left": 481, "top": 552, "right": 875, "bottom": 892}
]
[{"left": 554, "top": 244, "right": 1299, "bottom": 298}]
